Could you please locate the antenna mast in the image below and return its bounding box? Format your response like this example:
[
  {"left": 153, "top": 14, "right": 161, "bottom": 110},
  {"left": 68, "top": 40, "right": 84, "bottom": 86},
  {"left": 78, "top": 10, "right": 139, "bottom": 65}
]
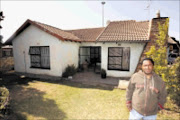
[{"left": 101, "top": 1, "right": 105, "bottom": 27}]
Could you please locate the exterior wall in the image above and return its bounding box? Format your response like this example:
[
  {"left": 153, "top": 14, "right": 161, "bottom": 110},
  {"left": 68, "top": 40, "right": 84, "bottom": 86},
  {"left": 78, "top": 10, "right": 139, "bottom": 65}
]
[
  {"left": 0, "top": 57, "right": 14, "bottom": 72},
  {"left": 12, "top": 24, "right": 145, "bottom": 78},
  {"left": 81, "top": 42, "right": 145, "bottom": 77},
  {"left": 0, "top": 48, "right": 2, "bottom": 58},
  {"left": 12, "top": 25, "right": 80, "bottom": 77},
  {"left": 136, "top": 17, "right": 169, "bottom": 71}
]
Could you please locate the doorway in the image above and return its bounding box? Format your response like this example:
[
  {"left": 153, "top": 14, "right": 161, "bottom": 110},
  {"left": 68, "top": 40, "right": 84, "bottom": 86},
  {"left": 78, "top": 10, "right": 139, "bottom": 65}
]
[{"left": 79, "top": 46, "right": 101, "bottom": 73}]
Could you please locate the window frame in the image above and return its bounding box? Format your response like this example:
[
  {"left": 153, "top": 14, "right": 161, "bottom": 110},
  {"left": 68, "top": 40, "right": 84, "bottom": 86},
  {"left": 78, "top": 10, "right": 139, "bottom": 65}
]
[
  {"left": 108, "top": 47, "right": 130, "bottom": 71},
  {"left": 29, "top": 46, "right": 50, "bottom": 69}
]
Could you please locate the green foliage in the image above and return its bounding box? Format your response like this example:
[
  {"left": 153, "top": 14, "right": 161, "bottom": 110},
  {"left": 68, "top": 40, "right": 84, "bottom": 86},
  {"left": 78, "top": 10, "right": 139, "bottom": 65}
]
[
  {"left": 0, "top": 87, "right": 9, "bottom": 110},
  {"left": 168, "top": 57, "right": 180, "bottom": 106},
  {"left": 145, "top": 18, "right": 180, "bottom": 106},
  {"left": 62, "top": 64, "right": 77, "bottom": 78},
  {"left": 146, "top": 18, "right": 169, "bottom": 76}
]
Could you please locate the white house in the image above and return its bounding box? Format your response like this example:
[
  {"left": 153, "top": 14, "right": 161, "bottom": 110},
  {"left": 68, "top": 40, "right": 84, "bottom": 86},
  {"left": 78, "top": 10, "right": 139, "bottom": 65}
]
[{"left": 5, "top": 12, "right": 169, "bottom": 78}]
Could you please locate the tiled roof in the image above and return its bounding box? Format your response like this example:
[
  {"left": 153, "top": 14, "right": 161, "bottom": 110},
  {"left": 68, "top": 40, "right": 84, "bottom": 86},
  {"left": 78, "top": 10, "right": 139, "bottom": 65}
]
[
  {"left": 5, "top": 19, "right": 150, "bottom": 45},
  {"left": 97, "top": 20, "right": 150, "bottom": 42},
  {"left": 32, "top": 21, "right": 81, "bottom": 42},
  {"left": 66, "top": 27, "right": 104, "bottom": 42},
  {"left": 5, "top": 19, "right": 81, "bottom": 45}
]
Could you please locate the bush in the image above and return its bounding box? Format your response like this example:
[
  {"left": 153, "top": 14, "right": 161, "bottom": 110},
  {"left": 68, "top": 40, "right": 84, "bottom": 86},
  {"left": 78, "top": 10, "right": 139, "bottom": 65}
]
[
  {"left": 168, "top": 57, "right": 180, "bottom": 106},
  {"left": 0, "top": 87, "right": 10, "bottom": 118},
  {"left": 62, "top": 64, "right": 77, "bottom": 78},
  {"left": 0, "top": 87, "right": 9, "bottom": 110}
]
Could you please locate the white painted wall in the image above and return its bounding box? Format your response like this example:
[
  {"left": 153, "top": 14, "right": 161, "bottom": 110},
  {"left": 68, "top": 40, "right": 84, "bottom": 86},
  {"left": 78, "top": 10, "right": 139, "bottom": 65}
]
[
  {"left": 12, "top": 24, "right": 145, "bottom": 78},
  {"left": 81, "top": 42, "right": 145, "bottom": 77},
  {"left": 12, "top": 25, "right": 80, "bottom": 77}
]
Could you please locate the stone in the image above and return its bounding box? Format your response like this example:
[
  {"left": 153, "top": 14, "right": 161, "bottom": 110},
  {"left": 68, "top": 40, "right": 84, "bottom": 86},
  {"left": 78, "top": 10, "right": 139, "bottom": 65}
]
[{"left": 118, "top": 80, "right": 129, "bottom": 90}]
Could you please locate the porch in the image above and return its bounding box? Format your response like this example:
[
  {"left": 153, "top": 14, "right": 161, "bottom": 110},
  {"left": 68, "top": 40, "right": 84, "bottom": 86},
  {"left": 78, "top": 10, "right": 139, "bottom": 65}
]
[{"left": 71, "top": 69, "right": 130, "bottom": 87}]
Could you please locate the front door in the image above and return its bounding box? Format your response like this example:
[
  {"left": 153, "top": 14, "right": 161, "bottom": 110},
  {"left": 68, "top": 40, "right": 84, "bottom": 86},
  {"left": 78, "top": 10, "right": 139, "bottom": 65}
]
[
  {"left": 79, "top": 46, "right": 101, "bottom": 72},
  {"left": 90, "top": 47, "right": 101, "bottom": 72}
]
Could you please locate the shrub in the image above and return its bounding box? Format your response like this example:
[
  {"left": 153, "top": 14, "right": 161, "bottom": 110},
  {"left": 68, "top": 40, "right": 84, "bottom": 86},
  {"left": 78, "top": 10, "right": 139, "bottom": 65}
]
[
  {"left": 0, "top": 87, "right": 10, "bottom": 118},
  {"left": 62, "top": 64, "right": 77, "bottom": 78},
  {"left": 0, "top": 87, "right": 9, "bottom": 110},
  {"left": 168, "top": 57, "right": 180, "bottom": 106}
]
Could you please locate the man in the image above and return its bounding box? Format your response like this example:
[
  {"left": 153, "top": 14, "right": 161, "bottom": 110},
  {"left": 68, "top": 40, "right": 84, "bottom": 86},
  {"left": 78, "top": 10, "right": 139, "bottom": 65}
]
[{"left": 126, "top": 58, "right": 167, "bottom": 120}]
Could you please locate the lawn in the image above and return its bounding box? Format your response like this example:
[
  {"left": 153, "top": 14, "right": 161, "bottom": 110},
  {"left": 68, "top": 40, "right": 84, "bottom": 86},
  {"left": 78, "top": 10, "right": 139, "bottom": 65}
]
[{"left": 6, "top": 80, "right": 180, "bottom": 120}]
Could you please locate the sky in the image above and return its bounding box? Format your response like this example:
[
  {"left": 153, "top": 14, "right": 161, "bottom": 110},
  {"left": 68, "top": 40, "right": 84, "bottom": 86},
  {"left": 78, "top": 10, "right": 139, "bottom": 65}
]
[{"left": 0, "top": 0, "right": 180, "bottom": 43}]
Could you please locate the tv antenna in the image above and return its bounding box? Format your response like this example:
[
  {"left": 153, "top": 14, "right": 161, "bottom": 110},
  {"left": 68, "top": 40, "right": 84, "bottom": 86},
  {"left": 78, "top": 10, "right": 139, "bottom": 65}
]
[{"left": 144, "top": 0, "right": 151, "bottom": 20}]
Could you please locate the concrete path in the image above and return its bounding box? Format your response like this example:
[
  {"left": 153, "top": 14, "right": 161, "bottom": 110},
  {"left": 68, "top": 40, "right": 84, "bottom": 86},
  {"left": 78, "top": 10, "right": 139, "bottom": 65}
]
[{"left": 71, "top": 70, "right": 130, "bottom": 87}]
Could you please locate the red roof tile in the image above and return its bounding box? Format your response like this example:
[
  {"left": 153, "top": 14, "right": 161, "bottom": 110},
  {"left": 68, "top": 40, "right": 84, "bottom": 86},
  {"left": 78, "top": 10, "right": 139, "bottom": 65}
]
[
  {"left": 32, "top": 20, "right": 81, "bottom": 42},
  {"left": 5, "top": 19, "right": 81, "bottom": 45},
  {"left": 66, "top": 27, "right": 104, "bottom": 42},
  {"left": 97, "top": 20, "right": 150, "bottom": 42},
  {"left": 5, "top": 19, "right": 150, "bottom": 45}
]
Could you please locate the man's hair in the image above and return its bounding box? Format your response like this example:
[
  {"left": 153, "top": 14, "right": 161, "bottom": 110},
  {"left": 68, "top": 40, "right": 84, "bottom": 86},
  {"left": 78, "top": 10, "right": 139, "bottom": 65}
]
[{"left": 142, "top": 58, "right": 154, "bottom": 65}]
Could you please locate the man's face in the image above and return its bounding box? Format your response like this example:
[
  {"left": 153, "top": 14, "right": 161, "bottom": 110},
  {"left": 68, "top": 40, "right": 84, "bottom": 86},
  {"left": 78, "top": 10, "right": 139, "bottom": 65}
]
[{"left": 142, "top": 60, "right": 154, "bottom": 75}]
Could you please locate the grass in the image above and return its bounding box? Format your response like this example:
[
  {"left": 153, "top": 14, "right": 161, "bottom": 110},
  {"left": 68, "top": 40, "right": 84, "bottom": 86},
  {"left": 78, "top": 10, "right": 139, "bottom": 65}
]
[
  {"left": 7, "top": 80, "right": 179, "bottom": 120},
  {"left": 9, "top": 81, "right": 128, "bottom": 119}
]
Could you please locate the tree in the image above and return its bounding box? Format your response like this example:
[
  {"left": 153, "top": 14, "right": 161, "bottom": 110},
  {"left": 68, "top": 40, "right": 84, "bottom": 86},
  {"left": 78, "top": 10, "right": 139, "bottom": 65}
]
[
  {"left": 168, "top": 57, "right": 180, "bottom": 106},
  {"left": 145, "top": 18, "right": 180, "bottom": 106},
  {"left": 0, "top": 11, "right": 5, "bottom": 29},
  {"left": 0, "top": 11, "right": 5, "bottom": 46}
]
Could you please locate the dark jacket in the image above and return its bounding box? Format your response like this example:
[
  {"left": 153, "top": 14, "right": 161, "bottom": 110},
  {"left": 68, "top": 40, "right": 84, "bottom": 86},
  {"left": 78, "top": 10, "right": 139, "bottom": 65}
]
[{"left": 126, "top": 70, "right": 167, "bottom": 116}]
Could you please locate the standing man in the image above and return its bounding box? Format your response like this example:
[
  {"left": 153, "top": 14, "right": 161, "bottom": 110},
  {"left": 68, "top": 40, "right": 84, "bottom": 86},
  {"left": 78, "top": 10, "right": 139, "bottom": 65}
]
[{"left": 126, "top": 58, "right": 167, "bottom": 120}]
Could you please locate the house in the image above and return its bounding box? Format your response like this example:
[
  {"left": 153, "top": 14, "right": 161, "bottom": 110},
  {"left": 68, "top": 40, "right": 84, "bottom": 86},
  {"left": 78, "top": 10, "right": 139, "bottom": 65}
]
[
  {"left": 1, "top": 45, "right": 13, "bottom": 57},
  {"left": 4, "top": 11, "right": 169, "bottom": 78},
  {"left": 0, "top": 45, "right": 14, "bottom": 71},
  {"left": 167, "top": 37, "right": 180, "bottom": 64},
  {"left": 168, "top": 37, "right": 180, "bottom": 56}
]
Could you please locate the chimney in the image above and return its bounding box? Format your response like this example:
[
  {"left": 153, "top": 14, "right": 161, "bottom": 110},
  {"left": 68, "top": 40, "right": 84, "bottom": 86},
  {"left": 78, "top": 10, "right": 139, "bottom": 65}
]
[
  {"left": 106, "top": 20, "right": 111, "bottom": 26},
  {"left": 156, "top": 10, "right": 160, "bottom": 18},
  {"left": 135, "top": 10, "right": 169, "bottom": 72}
]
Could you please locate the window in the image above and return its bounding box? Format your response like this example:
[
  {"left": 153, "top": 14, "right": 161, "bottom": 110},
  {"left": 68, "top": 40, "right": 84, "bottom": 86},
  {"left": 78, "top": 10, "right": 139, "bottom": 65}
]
[
  {"left": 2, "top": 49, "right": 13, "bottom": 57},
  {"left": 108, "top": 47, "right": 130, "bottom": 71},
  {"left": 29, "top": 46, "right": 50, "bottom": 69}
]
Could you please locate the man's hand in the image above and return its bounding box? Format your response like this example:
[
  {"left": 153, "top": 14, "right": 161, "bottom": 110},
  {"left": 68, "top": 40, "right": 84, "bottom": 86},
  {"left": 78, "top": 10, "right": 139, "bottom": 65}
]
[{"left": 126, "top": 103, "right": 132, "bottom": 111}]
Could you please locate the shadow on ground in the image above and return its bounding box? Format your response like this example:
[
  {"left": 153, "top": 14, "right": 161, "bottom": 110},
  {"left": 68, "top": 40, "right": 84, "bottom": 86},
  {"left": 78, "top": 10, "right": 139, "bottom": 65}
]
[
  {"left": 1, "top": 72, "right": 67, "bottom": 120},
  {"left": 1, "top": 72, "right": 116, "bottom": 91},
  {"left": 8, "top": 85, "right": 67, "bottom": 120}
]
